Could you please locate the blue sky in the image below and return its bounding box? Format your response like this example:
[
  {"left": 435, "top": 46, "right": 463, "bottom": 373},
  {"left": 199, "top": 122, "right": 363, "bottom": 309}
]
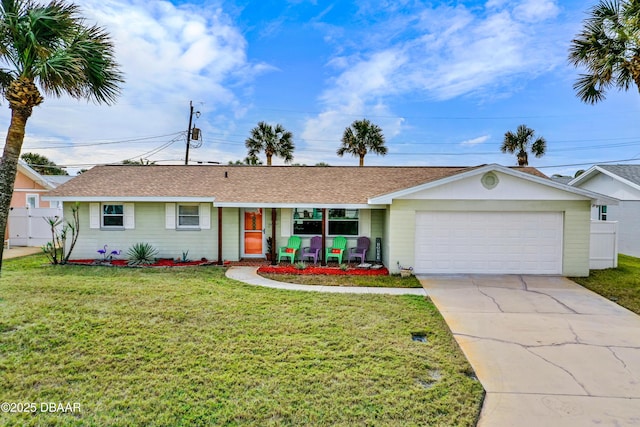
[{"left": 2, "top": 0, "right": 640, "bottom": 176}]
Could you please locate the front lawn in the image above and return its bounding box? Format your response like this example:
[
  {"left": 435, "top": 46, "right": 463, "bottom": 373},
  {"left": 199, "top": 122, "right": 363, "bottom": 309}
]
[
  {"left": 572, "top": 254, "right": 640, "bottom": 315},
  {"left": 0, "top": 255, "right": 483, "bottom": 426}
]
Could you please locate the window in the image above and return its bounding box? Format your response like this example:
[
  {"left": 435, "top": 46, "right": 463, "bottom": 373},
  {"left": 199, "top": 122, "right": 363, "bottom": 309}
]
[
  {"left": 598, "top": 205, "right": 607, "bottom": 221},
  {"left": 26, "top": 194, "right": 38, "bottom": 209},
  {"left": 102, "top": 204, "right": 124, "bottom": 227},
  {"left": 293, "top": 208, "right": 323, "bottom": 235},
  {"left": 328, "top": 209, "right": 359, "bottom": 236},
  {"left": 178, "top": 204, "right": 200, "bottom": 228},
  {"left": 292, "top": 208, "right": 360, "bottom": 235}
]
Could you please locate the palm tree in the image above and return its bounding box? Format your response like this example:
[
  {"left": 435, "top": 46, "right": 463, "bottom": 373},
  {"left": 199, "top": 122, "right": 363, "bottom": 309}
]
[
  {"left": 569, "top": 0, "right": 640, "bottom": 104},
  {"left": 21, "top": 152, "right": 68, "bottom": 175},
  {"left": 245, "top": 121, "right": 294, "bottom": 166},
  {"left": 337, "top": 119, "right": 387, "bottom": 167},
  {"left": 500, "top": 125, "right": 546, "bottom": 166},
  {"left": 0, "top": 0, "right": 123, "bottom": 269}
]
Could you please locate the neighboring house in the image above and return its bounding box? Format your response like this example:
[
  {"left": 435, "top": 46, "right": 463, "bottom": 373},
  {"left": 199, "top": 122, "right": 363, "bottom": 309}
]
[
  {"left": 6, "top": 161, "right": 71, "bottom": 246},
  {"left": 569, "top": 164, "right": 640, "bottom": 257},
  {"left": 44, "top": 163, "right": 614, "bottom": 276},
  {"left": 12, "top": 160, "right": 61, "bottom": 209}
]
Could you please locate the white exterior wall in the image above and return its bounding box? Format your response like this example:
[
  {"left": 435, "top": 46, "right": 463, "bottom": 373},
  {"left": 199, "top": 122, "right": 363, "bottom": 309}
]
[
  {"left": 578, "top": 173, "right": 640, "bottom": 201},
  {"left": 617, "top": 201, "right": 640, "bottom": 256},
  {"left": 576, "top": 173, "right": 640, "bottom": 257}
]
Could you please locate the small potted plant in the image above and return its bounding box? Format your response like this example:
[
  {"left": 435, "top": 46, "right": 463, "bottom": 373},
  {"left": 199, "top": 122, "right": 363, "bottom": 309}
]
[
  {"left": 397, "top": 261, "right": 414, "bottom": 278},
  {"left": 265, "top": 237, "right": 273, "bottom": 261}
]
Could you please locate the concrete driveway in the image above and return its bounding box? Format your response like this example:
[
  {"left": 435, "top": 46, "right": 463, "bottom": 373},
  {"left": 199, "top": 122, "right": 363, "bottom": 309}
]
[{"left": 419, "top": 275, "right": 640, "bottom": 427}]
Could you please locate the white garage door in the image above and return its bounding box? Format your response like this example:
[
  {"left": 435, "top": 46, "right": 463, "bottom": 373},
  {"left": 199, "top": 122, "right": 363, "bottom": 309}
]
[{"left": 415, "top": 211, "right": 563, "bottom": 274}]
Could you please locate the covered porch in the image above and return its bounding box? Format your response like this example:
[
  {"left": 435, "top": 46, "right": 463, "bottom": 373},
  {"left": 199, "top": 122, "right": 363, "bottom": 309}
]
[{"left": 215, "top": 206, "right": 386, "bottom": 267}]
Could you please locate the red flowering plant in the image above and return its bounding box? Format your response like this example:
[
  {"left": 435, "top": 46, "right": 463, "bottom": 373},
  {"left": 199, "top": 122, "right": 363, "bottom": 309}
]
[{"left": 257, "top": 264, "right": 389, "bottom": 276}]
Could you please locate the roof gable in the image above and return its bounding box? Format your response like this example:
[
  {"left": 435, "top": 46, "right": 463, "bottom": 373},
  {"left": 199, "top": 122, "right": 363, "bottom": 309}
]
[
  {"left": 370, "top": 164, "right": 616, "bottom": 205},
  {"left": 570, "top": 165, "right": 640, "bottom": 200},
  {"left": 16, "top": 160, "right": 56, "bottom": 190},
  {"left": 570, "top": 165, "right": 640, "bottom": 193}
]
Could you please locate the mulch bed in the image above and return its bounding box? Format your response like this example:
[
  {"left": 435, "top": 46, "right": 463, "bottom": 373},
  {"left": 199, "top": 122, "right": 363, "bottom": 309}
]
[
  {"left": 68, "top": 259, "right": 214, "bottom": 267},
  {"left": 257, "top": 265, "right": 389, "bottom": 276}
]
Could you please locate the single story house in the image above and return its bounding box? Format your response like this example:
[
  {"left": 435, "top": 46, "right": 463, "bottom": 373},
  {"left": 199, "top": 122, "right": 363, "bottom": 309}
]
[
  {"left": 569, "top": 164, "right": 640, "bottom": 257},
  {"left": 44, "top": 163, "right": 615, "bottom": 276}
]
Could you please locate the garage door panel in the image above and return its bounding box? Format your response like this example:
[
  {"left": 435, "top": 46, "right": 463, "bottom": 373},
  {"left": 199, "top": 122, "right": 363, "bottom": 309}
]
[{"left": 415, "top": 211, "right": 563, "bottom": 274}]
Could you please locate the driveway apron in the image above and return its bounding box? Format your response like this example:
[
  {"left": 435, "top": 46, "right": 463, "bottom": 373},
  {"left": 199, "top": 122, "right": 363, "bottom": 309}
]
[{"left": 419, "top": 275, "right": 640, "bottom": 427}]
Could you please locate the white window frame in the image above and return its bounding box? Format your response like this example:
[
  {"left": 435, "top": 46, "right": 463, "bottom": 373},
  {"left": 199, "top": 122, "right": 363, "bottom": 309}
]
[
  {"left": 26, "top": 194, "right": 39, "bottom": 209},
  {"left": 598, "top": 205, "right": 607, "bottom": 221},
  {"left": 177, "top": 204, "right": 200, "bottom": 229},
  {"left": 102, "top": 203, "right": 125, "bottom": 228}
]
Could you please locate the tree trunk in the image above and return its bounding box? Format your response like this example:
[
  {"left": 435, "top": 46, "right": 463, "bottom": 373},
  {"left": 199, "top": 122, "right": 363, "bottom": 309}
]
[
  {"left": 266, "top": 154, "right": 272, "bottom": 166},
  {"left": 359, "top": 155, "right": 365, "bottom": 167},
  {"left": 0, "top": 107, "right": 31, "bottom": 271}
]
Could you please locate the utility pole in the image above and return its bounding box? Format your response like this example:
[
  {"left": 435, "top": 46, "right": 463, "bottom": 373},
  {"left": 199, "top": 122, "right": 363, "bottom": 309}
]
[{"left": 185, "top": 101, "right": 194, "bottom": 165}]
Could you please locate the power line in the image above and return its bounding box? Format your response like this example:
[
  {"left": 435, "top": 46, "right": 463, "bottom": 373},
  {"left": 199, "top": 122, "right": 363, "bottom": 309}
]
[{"left": 26, "top": 132, "right": 184, "bottom": 149}]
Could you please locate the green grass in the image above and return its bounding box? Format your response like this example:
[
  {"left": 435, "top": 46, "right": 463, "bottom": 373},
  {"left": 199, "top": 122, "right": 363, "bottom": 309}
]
[
  {"left": 572, "top": 254, "right": 640, "bottom": 315},
  {"left": 0, "top": 255, "right": 483, "bottom": 426},
  {"left": 261, "top": 273, "right": 423, "bottom": 288}
]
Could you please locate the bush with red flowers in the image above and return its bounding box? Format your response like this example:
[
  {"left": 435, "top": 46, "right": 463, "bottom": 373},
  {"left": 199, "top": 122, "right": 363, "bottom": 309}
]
[{"left": 257, "top": 265, "right": 388, "bottom": 276}]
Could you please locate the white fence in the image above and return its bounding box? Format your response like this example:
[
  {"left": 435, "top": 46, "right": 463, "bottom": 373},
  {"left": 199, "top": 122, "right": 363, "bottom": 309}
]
[
  {"left": 8, "top": 207, "right": 63, "bottom": 247},
  {"left": 590, "top": 220, "right": 618, "bottom": 269}
]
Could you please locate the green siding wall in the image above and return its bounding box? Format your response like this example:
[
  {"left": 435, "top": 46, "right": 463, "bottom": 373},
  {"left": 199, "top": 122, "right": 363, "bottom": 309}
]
[
  {"left": 387, "top": 199, "right": 592, "bottom": 276},
  {"left": 65, "top": 202, "right": 222, "bottom": 261}
]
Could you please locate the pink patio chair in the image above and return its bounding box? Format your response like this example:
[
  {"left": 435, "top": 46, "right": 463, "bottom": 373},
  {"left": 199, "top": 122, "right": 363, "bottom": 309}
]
[
  {"left": 301, "top": 236, "right": 322, "bottom": 264},
  {"left": 348, "top": 236, "right": 370, "bottom": 263}
]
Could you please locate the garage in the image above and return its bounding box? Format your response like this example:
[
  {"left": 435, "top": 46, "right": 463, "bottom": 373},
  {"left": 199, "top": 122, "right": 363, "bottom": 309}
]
[{"left": 414, "top": 211, "right": 563, "bottom": 274}]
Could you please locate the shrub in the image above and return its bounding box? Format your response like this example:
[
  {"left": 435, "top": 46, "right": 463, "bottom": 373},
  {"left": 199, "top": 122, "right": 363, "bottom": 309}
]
[
  {"left": 127, "top": 242, "right": 158, "bottom": 266},
  {"left": 294, "top": 261, "right": 307, "bottom": 270}
]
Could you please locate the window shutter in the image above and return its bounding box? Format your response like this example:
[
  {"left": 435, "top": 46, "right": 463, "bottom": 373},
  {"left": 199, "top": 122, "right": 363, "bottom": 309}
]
[
  {"left": 124, "top": 203, "right": 135, "bottom": 229},
  {"left": 165, "top": 203, "right": 176, "bottom": 229},
  {"left": 281, "top": 208, "right": 291, "bottom": 237},
  {"left": 359, "top": 209, "right": 371, "bottom": 236},
  {"left": 90, "top": 203, "right": 100, "bottom": 229},
  {"left": 200, "top": 203, "right": 211, "bottom": 230}
]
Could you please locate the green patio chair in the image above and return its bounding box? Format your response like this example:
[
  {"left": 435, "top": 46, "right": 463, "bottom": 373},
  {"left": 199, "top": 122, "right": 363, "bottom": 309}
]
[
  {"left": 278, "top": 236, "right": 302, "bottom": 263},
  {"left": 325, "top": 236, "right": 347, "bottom": 264}
]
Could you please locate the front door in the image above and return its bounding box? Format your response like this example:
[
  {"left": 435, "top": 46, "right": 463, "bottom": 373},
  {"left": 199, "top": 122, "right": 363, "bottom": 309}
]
[{"left": 243, "top": 208, "right": 264, "bottom": 257}]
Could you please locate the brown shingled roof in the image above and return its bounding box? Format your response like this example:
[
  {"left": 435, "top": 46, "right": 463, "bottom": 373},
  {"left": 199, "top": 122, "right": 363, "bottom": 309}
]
[{"left": 47, "top": 165, "right": 548, "bottom": 205}]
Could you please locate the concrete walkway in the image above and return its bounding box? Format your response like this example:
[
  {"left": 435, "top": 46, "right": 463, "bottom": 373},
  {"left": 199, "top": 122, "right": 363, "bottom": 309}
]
[
  {"left": 226, "top": 266, "right": 426, "bottom": 295},
  {"left": 419, "top": 275, "right": 640, "bottom": 427},
  {"left": 2, "top": 246, "right": 41, "bottom": 259}
]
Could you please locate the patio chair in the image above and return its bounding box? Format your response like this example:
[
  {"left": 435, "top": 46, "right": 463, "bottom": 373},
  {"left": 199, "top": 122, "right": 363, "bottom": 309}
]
[
  {"left": 277, "top": 236, "right": 302, "bottom": 263},
  {"left": 325, "top": 236, "right": 347, "bottom": 264},
  {"left": 301, "top": 236, "right": 322, "bottom": 264},
  {"left": 348, "top": 236, "right": 370, "bottom": 263}
]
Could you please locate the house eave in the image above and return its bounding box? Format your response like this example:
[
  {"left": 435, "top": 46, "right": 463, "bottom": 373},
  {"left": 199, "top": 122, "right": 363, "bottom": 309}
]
[
  {"left": 43, "top": 196, "right": 216, "bottom": 203},
  {"left": 213, "top": 202, "right": 385, "bottom": 209}
]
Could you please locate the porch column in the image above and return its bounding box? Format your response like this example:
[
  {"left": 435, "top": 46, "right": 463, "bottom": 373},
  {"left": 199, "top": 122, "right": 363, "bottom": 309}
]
[
  {"left": 217, "top": 207, "right": 223, "bottom": 265},
  {"left": 321, "top": 208, "right": 327, "bottom": 266},
  {"left": 271, "top": 208, "right": 277, "bottom": 265}
]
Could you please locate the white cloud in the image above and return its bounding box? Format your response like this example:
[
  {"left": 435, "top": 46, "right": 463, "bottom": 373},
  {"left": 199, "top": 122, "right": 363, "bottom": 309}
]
[
  {"left": 513, "top": 0, "right": 559, "bottom": 23},
  {"left": 460, "top": 135, "right": 490, "bottom": 146},
  {"left": 301, "top": 1, "right": 563, "bottom": 154},
  {"left": 0, "top": 0, "right": 267, "bottom": 173}
]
